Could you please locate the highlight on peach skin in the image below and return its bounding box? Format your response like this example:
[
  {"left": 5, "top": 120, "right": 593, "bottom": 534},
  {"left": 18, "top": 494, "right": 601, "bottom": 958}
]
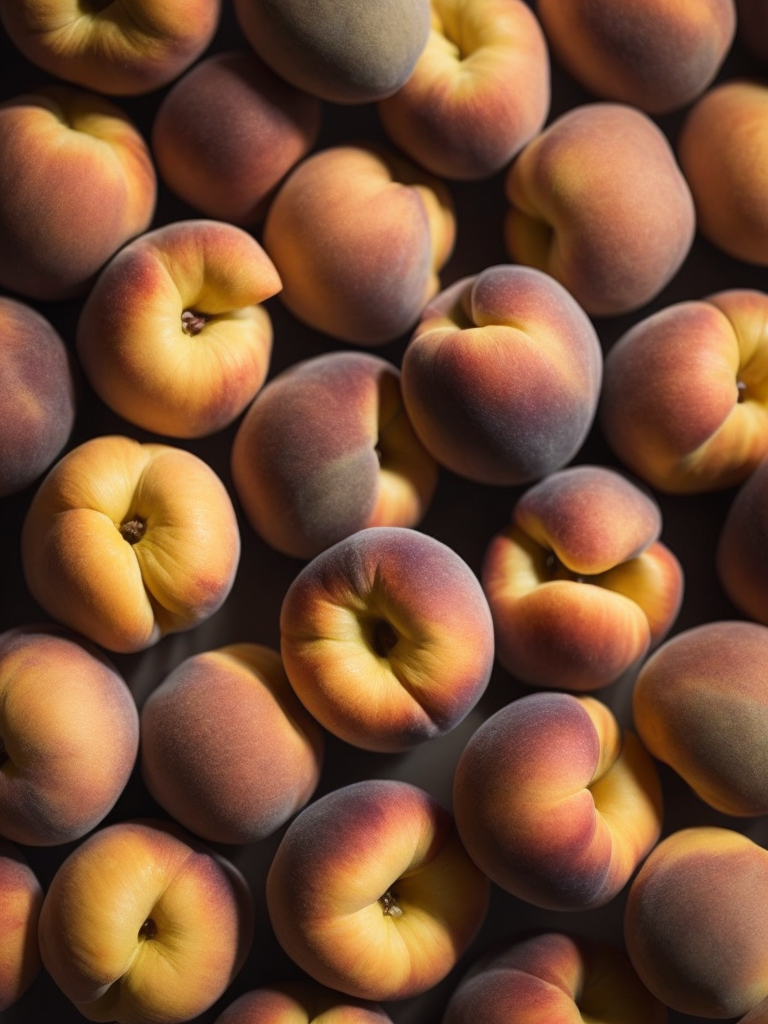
[
  {"left": 453, "top": 692, "right": 663, "bottom": 911},
  {"left": 214, "top": 981, "right": 394, "bottom": 1023},
  {"left": 481, "top": 464, "right": 684, "bottom": 691},
  {"left": 280, "top": 526, "right": 495, "bottom": 752},
  {"left": 0, "top": 840, "right": 43, "bottom": 1013}
]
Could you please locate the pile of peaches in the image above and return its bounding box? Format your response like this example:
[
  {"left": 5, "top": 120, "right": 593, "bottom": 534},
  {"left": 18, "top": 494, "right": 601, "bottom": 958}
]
[{"left": 5, "top": 0, "right": 768, "bottom": 1021}]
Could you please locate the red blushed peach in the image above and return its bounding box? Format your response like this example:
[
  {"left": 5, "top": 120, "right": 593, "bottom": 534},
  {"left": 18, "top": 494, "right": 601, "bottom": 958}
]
[
  {"left": 0, "top": 0, "right": 220, "bottom": 96},
  {"left": 39, "top": 819, "right": 254, "bottom": 1024},
  {"left": 76, "top": 219, "right": 281, "bottom": 439},
  {"left": 140, "top": 643, "right": 324, "bottom": 844},
  {"left": 377, "top": 0, "right": 549, "bottom": 181},
  {"left": 400, "top": 265, "right": 602, "bottom": 485},
  {"left": 215, "top": 982, "right": 393, "bottom": 1023},
  {"left": 0, "top": 841, "right": 43, "bottom": 1012},
  {"left": 231, "top": 352, "right": 438, "bottom": 560},
  {"left": 625, "top": 827, "right": 768, "bottom": 1018},
  {"left": 152, "top": 51, "right": 321, "bottom": 225},
  {"left": 633, "top": 620, "right": 768, "bottom": 816},
  {"left": 453, "top": 692, "right": 663, "bottom": 911},
  {"left": 717, "top": 455, "right": 768, "bottom": 624},
  {"left": 266, "top": 779, "right": 490, "bottom": 1001},
  {"left": 0, "top": 624, "right": 139, "bottom": 847},
  {"left": 600, "top": 290, "right": 768, "bottom": 494},
  {"left": 678, "top": 79, "right": 768, "bottom": 266},
  {"left": 505, "top": 102, "right": 696, "bottom": 317},
  {"left": 0, "top": 85, "right": 156, "bottom": 302},
  {"left": 21, "top": 435, "right": 240, "bottom": 653},
  {"left": 0, "top": 297, "right": 77, "bottom": 498},
  {"left": 280, "top": 526, "right": 494, "bottom": 752},
  {"left": 262, "top": 144, "right": 455, "bottom": 344},
  {"left": 481, "top": 465, "right": 684, "bottom": 691},
  {"left": 442, "top": 931, "right": 668, "bottom": 1024},
  {"left": 535, "top": 0, "right": 736, "bottom": 115}
]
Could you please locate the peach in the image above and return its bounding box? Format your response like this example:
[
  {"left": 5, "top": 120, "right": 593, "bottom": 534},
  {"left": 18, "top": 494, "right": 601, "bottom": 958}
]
[
  {"left": 230, "top": 352, "right": 438, "bottom": 560},
  {"left": 633, "top": 620, "right": 768, "bottom": 816},
  {"left": 0, "top": 840, "right": 43, "bottom": 1012},
  {"left": 377, "top": 0, "right": 550, "bottom": 181},
  {"left": 678, "top": 79, "right": 768, "bottom": 266},
  {"left": 215, "top": 981, "right": 393, "bottom": 1023},
  {"left": 152, "top": 51, "right": 322, "bottom": 225},
  {"left": 600, "top": 289, "right": 768, "bottom": 494},
  {"left": 453, "top": 692, "right": 663, "bottom": 911},
  {"left": 140, "top": 643, "right": 324, "bottom": 844},
  {"left": 0, "top": 297, "right": 77, "bottom": 498},
  {"left": 535, "top": 0, "right": 736, "bottom": 114},
  {"left": 76, "top": 219, "right": 281, "bottom": 438},
  {"left": 442, "top": 931, "right": 668, "bottom": 1023},
  {"left": 505, "top": 102, "right": 696, "bottom": 316},
  {"left": 0, "top": 624, "right": 139, "bottom": 846},
  {"left": 717, "top": 454, "right": 768, "bottom": 624},
  {"left": 400, "top": 265, "right": 602, "bottom": 485},
  {"left": 21, "top": 435, "right": 240, "bottom": 653},
  {"left": 39, "top": 818, "right": 254, "bottom": 1024},
  {"left": 482, "top": 465, "right": 684, "bottom": 691},
  {"left": 232, "top": 0, "right": 431, "bottom": 104},
  {"left": 266, "top": 779, "right": 490, "bottom": 1001},
  {"left": 624, "top": 826, "right": 768, "bottom": 1018},
  {"left": 262, "top": 144, "right": 455, "bottom": 344},
  {"left": 280, "top": 526, "right": 494, "bottom": 752},
  {"left": 0, "top": 85, "right": 156, "bottom": 302},
  {"left": 0, "top": 0, "right": 220, "bottom": 95}
]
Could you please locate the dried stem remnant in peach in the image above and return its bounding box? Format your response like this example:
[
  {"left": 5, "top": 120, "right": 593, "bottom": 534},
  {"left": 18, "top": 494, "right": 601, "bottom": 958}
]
[
  {"left": 379, "top": 890, "right": 403, "bottom": 917},
  {"left": 545, "top": 551, "right": 585, "bottom": 584},
  {"left": 370, "top": 619, "right": 399, "bottom": 658},
  {"left": 181, "top": 310, "right": 209, "bottom": 335},
  {"left": 138, "top": 917, "right": 158, "bottom": 940},
  {"left": 119, "top": 515, "right": 147, "bottom": 545}
]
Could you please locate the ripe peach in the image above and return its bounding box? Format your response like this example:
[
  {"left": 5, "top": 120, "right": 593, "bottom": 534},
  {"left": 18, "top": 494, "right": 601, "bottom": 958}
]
[
  {"left": 0, "top": 297, "right": 77, "bottom": 498},
  {"left": 140, "top": 643, "right": 324, "bottom": 844},
  {"left": 0, "top": 85, "right": 156, "bottom": 302},
  {"left": 262, "top": 144, "right": 455, "bottom": 344},
  {"left": 400, "top": 264, "right": 602, "bottom": 485},
  {"left": 0, "top": 840, "right": 43, "bottom": 1012},
  {"left": 152, "top": 51, "right": 321, "bottom": 225},
  {"left": 231, "top": 352, "right": 438, "bottom": 560},
  {"left": 717, "top": 455, "right": 768, "bottom": 623},
  {"left": 76, "top": 219, "right": 281, "bottom": 438},
  {"left": 377, "top": 0, "right": 550, "bottom": 180},
  {"left": 505, "top": 102, "right": 696, "bottom": 316},
  {"left": 266, "top": 779, "right": 490, "bottom": 1001},
  {"left": 535, "top": 0, "right": 736, "bottom": 114},
  {"left": 21, "top": 435, "right": 241, "bottom": 653},
  {"left": 482, "top": 465, "right": 683, "bottom": 691},
  {"left": 0, "top": 624, "right": 139, "bottom": 846},
  {"left": 215, "top": 981, "right": 393, "bottom": 1023},
  {"left": 453, "top": 692, "right": 663, "bottom": 910},
  {"left": 280, "top": 526, "right": 494, "bottom": 752},
  {"left": 625, "top": 826, "right": 768, "bottom": 1018}
]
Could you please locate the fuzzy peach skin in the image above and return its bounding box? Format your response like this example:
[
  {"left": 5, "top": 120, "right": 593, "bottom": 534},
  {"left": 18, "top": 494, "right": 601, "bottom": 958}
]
[
  {"left": 21, "top": 435, "right": 240, "bottom": 653},
  {"left": 231, "top": 352, "right": 438, "bottom": 560},
  {"left": 482, "top": 465, "right": 684, "bottom": 691},
  {"left": 0, "top": 624, "right": 139, "bottom": 846},
  {"left": 38, "top": 818, "right": 254, "bottom": 1024},
  {"left": 232, "top": 0, "right": 430, "bottom": 104},
  {"left": 0, "top": 840, "right": 43, "bottom": 1012},
  {"left": 400, "top": 264, "right": 602, "bottom": 486},
  {"left": 215, "top": 981, "right": 393, "bottom": 1023},
  {"left": 76, "top": 219, "right": 281, "bottom": 438},
  {"left": 0, "top": 297, "right": 77, "bottom": 498},
  {"left": 266, "top": 779, "right": 491, "bottom": 1001},
  {"left": 678, "top": 79, "right": 768, "bottom": 266},
  {"left": 453, "top": 692, "right": 663, "bottom": 911},
  {"left": 0, "top": 0, "right": 220, "bottom": 95},
  {"left": 262, "top": 144, "right": 455, "bottom": 345},
  {"left": 377, "top": 0, "right": 549, "bottom": 181},
  {"left": 625, "top": 826, "right": 768, "bottom": 1018},
  {"left": 280, "top": 526, "right": 494, "bottom": 752},
  {"left": 140, "top": 643, "right": 324, "bottom": 844},
  {"left": 152, "top": 51, "right": 321, "bottom": 225},
  {"left": 600, "top": 290, "right": 768, "bottom": 494},
  {"left": 0, "top": 85, "right": 156, "bottom": 302},
  {"left": 634, "top": 620, "right": 768, "bottom": 816},
  {"left": 535, "top": 0, "right": 735, "bottom": 115},
  {"left": 504, "top": 102, "right": 696, "bottom": 317},
  {"left": 441, "top": 931, "right": 668, "bottom": 1024},
  {"left": 717, "top": 454, "right": 768, "bottom": 624}
]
